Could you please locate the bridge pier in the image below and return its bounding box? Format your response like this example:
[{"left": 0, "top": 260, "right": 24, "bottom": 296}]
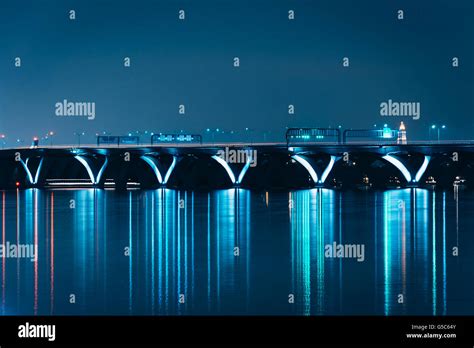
[
  {"left": 141, "top": 155, "right": 177, "bottom": 186},
  {"left": 75, "top": 155, "right": 108, "bottom": 187},
  {"left": 211, "top": 155, "right": 253, "bottom": 186},
  {"left": 382, "top": 154, "right": 430, "bottom": 186},
  {"left": 19, "top": 156, "right": 44, "bottom": 187},
  {"left": 291, "top": 154, "right": 338, "bottom": 187}
]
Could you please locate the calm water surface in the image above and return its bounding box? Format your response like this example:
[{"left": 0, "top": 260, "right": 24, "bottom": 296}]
[{"left": 1, "top": 188, "right": 473, "bottom": 316}]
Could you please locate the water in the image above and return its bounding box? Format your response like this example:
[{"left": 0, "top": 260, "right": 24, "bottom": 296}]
[{"left": 0, "top": 188, "right": 473, "bottom": 316}]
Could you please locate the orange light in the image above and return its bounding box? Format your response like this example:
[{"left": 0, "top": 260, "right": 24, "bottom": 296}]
[{"left": 15, "top": 182, "right": 20, "bottom": 187}]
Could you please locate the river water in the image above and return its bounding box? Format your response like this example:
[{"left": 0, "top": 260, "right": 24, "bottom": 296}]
[{"left": 1, "top": 188, "right": 473, "bottom": 316}]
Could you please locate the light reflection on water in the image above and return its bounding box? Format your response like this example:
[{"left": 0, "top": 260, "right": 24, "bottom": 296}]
[{"left": 0, "top": 188, "right": 473, "bottom": 315}]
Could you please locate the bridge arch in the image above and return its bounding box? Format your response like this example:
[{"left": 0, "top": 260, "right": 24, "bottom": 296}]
[
  {"left": 75, "top": 155, "right": 109, "bottom": 185},
  {"left": 210, "top": 155, "right": 253, "bottom": 185},
  {"left": 19, "top": 157, "right": 44, "bottom": 185},
  {"left": 140, "top": 155, "right": 177, "bottom": 185},
  {"left": 382, "top": 154, "right": 431, "bottom": 183},
  {"left": 291, "top": 154, "right": 338, "bottom": 186}
]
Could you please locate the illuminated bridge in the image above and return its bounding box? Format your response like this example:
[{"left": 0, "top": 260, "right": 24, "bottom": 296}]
[{"left": 1, "top": 142, "right": 473, "bottom": 190}]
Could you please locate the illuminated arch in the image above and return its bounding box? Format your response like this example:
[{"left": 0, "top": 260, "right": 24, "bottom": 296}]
[
  {"left": 382, "top": 154, "right": 431, "bottom": 183},
  {"left": 382, "top": 155, "right": 412, "bottom": 182},
  {"left": 20, "top": 157, "right": 44, "bottom": 184},
  {"left": 292, "top": 155, "right": 318, "bottom": 183},
  {"left": 141, "top": 155, "right": 163, "bottom": 184},
  {"left": 212, "top": 155, "right": 236, "bottom": 184},
  {"left": 141, "top": 155, "right": 177, "bottom": 185},
  {"left": 163, "top": 156, "right": 177, "bottom": 184},
  {"left": 75, "top": 155, "right": 108, "bottom": 185},
  {"left": 236, "top": 159, "right": 252, "bottom": 185},
  {"left": 414, "top": 156, "right": 431, "bottom": 183},
  {"left": 320, "top": 156, "right": 336, "bottom": 184}
]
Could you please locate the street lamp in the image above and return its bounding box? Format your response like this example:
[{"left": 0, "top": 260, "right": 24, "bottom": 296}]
[
  {"left": 429, "top": 124, "right": 446, "bottom": 142},
  {"left": 440, "top": 125, "right": 447, "bottom": 142},
  {"left": 48, "top": 131, "right": 54, "bottom": 146},
  {"left": 74, "top": 132, "right": 85, "bottom": 147},
  {"left": 245, "top": 127, "right": 256, "bottom": 144},
  {"left": 0, "top": 134, "right": 5, "bottom": 149}
]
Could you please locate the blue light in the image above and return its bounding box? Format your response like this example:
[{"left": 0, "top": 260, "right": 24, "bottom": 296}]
[
  {"left": 236, "top": 155, "right": 253, "bottom": 185},
  {"left": 33, "top": 158, "right": 44, "bottom": 184},
  {"left": 75, "top": 156, "right": 96, "bottom": 184},
  {"left": 382, "top": 155, "right": 412, "bottom": 182},
  {"left": 211, "top": 155, "right": 236, "bottom": 184},
  {"left": 292, "top": 155, "right": 318, "bottom": 183},
  {"left": 320, "top": 156, "right": 336, "bottom": 184},
  {"left": 382, "top": 126, "right": 393, "bottom": 138},
  {"left": 163, "top": 157, "right": 177, "bottom": 184},
  {"left": 75, "top": 156, "right": 108, "bottom": 184},
  {"left": 96, "top": 158, "right": 108, "bottom": 184},
  {"left": 414, "top": 156, "right": 431, "bottom": 183},
  {"left": 19, "top": 158, "right": 34, "bottom": 184},
  {"left": 141, "top": 156, "right": 163, "bottom": 184}
]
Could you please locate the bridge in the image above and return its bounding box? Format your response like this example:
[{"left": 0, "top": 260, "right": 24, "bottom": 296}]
[{"left": 1, "top": 141, "right": 473, "bottom": 190}]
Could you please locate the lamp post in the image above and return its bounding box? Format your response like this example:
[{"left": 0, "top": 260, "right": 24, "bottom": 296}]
[
  {"left": 430, "top": 124, "right": 446, "bottom": 142},
  {"left": 48, "top": 131, "right": 54, "bottom": 146},
  {"left": 74, "top": 132, "right": 85, "bottom": 147},
  {"left": 429, "top": 124, "right": 436, "bottom": 142},
  {"left": 441, "top": 125, "right": 446, "bottom": 142},
  {"left": 244, "top": 127, "right": 253, "bottom": 144}
]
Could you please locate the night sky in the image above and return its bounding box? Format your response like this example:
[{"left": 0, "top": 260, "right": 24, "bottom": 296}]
[{"left": 0, "top": 0, "right": 472, "bottom": 145}]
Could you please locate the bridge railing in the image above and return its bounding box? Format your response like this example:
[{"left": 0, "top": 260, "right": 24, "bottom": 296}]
[
  {"left": 97, "top": 135, "right": 140, "bottom": 146},
  {"left": 342, "top": 129, "right": 398, "bottom": 144},
  {"left": 286, "top": 128, "right": 341, "bottom": 146},
  {"left": 151, "top": 134, "right": 202, "bottom": 145}
]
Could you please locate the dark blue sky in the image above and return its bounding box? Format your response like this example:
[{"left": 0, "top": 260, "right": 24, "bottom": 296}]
[{"left": 0, "top": 0, "right": 472, "bottom": 144}]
